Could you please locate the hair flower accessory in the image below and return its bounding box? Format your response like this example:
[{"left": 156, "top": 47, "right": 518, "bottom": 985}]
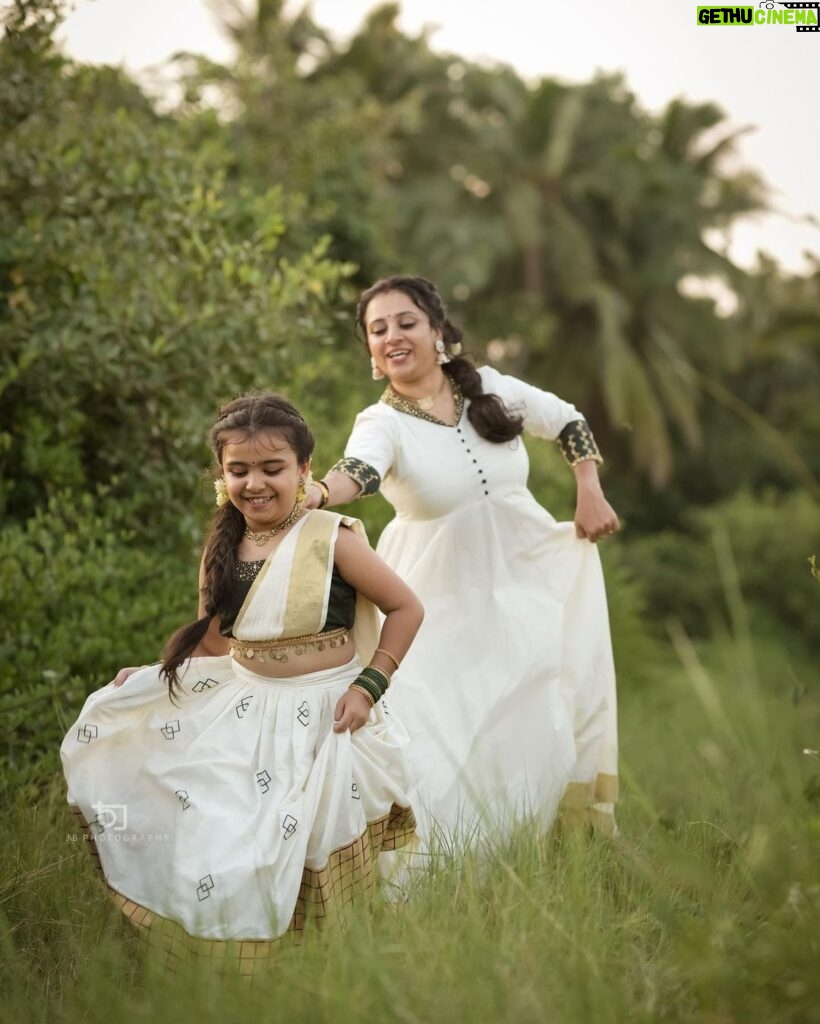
[{"left": 214, "top": 478, "right": 229, "bottom": 507}]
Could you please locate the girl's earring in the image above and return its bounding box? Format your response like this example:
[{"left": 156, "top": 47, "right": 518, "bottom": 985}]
[
  {"left": 435, "top": 338, "right": 450, "bottom": 365},
  {"left": 296, "top": 470, "right": 312, "bottom": 506},
  {"left": 371, "top": 356, "right": 385, "bottom": 381}
]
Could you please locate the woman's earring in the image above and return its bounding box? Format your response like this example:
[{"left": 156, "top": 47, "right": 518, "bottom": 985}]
[
  {"left": 371, "top": 356, "right": 385, "bottom": 381},
  {"left": 435, "top": 338, "right": 450, "bottom": 365}
]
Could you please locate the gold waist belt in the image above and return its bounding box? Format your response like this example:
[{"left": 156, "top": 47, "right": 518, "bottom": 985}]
[{"left": 229, "top": 627, "right": 350, "bottom": 663}]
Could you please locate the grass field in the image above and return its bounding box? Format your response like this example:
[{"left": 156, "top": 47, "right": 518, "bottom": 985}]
[{"left": 1, "top": 625, "right": 818, "bottom": 1023}]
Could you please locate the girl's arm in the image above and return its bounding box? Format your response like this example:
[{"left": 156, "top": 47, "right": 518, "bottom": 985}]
[{"left": 330, "top": 525, "right": 424, "bottom": 732}]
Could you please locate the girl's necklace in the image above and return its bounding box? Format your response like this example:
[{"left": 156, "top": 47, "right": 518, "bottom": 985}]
[{"left": 243, "top": 502, "right": 302, "bottom": 547}]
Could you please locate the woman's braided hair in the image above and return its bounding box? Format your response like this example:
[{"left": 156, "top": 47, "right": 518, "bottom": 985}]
[{"left": 356, "top": 275, "right": 523, "bottom": 444}]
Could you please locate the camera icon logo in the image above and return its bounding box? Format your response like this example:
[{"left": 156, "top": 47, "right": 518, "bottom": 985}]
[{"left": 91, "top": 801, "right": 128, "bottom": 832}]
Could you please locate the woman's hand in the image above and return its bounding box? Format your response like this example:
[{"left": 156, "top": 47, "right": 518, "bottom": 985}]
[
  {"left": 333, "top": 689, "right": 372, "bottom": 733},
  {"left": 303, "top": 483, "right": 324, "bottom": 510},
  {"left": 111, "top": 666, "right": 145, "bottom": 688},
  {"left": 575, "top": 489, "right": 620, "bottom": 542},
  {"left": 572, "top": 461, "right": 620, "bottom": 542}
]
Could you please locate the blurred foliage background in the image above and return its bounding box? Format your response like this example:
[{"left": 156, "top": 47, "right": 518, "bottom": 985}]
[{"left": 1, "top": 0, "right": 818, "bottom": 788}]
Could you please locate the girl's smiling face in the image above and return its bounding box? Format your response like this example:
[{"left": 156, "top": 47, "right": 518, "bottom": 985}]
[{"left": 220, "top": 429, "right": 308, "bottom": 531}]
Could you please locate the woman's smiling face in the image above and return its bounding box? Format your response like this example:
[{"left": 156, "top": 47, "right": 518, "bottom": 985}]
[{"left": 365, "top": 289, "right": 442, "bottom": 386}]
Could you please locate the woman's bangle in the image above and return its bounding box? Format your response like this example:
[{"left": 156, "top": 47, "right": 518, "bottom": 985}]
[
  {"left": 374, "top": 648, "right": 400, "bottom": 672},
  {"left": 314, "top": 479, "right": 330, "bottom": 509}
]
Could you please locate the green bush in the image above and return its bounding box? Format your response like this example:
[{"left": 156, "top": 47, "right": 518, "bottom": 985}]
[
  {"left": 0, "top": 490, "right": 197, "bottom": 791},
  {"left": 0, "top": 20, "right": 355, "bottom": 534},
  {"left": 623, "top": 489, "right": 820, "bottom": 646}
]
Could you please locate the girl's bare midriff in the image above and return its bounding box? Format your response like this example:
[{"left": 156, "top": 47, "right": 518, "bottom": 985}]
[{"left": 232, "top": 642, "right": 356, "bottom": 678}]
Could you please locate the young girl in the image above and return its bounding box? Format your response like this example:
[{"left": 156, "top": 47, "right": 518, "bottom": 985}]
[{"left": 61, "top": 392, "right": 423, "bottom": 976}]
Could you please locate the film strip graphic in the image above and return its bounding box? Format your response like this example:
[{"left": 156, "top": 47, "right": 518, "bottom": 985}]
[{"left": 774, "top": 2, "right": 820, "bottom": 31}]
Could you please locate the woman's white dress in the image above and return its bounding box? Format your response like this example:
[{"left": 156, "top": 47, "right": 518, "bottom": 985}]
[{"left": 344, "top": 366, "right": 618, "bottom": 843}]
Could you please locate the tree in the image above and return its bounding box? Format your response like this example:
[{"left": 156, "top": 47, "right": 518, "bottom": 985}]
[{"left": 0, "top": 1, "right": 357, "bottom": 531}]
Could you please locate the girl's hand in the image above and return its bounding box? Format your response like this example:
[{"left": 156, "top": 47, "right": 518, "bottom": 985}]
[
  {"left": 333, "top": 689, "right": 372, "bottom": 733},
  {"left": 111, "top": 666, "right": 145, "bottom": 688}
]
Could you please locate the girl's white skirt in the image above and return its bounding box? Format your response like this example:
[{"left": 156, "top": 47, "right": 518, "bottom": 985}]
[{"left": 61, "top": 655, "right": 417, "bottom": 974}]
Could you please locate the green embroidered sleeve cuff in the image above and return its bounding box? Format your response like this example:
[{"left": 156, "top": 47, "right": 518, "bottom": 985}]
[
  {"left": 557, "top": 419, "right": 603, "bottom": 468},
  {"left": 328, "top": 457, "right": 381, "bottom": 498}
]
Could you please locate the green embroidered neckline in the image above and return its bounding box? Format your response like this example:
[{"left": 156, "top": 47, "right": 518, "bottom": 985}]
[{"left": 380, "top": 375, "right": 464, "bottom": 427}]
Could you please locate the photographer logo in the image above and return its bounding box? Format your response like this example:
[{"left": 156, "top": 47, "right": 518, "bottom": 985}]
[{"left": 91, "top": 801, "right": 128, "bottom": 832}]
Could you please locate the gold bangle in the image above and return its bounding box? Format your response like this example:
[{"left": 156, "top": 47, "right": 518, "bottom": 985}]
[
  {"left": 349, "top": 683, "right": 376, "bottom": 707},
  {"left": 374, "top": 648, "right": 400, "bottom": 672},
  {"left": 314, "top": 479, "right": 330, "bottom": 508}
]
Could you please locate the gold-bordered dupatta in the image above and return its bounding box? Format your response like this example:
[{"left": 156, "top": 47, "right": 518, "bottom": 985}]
[{"left": 232, "top": 509, "right": 379, "bottom": 664}]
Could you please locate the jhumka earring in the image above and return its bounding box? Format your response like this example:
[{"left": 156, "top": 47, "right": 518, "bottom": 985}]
[
  {"left": 371, "top": 356, "right": 385, "bottom": 381},
  {"left": 434, "top": 338, "right": 450, "bottom": 365},
  {"left": 296, "top": 470, "right": 313, "bottom": 506}
]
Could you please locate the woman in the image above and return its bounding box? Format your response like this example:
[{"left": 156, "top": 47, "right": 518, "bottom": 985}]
[
  {"left": 305, "top": 276, "right": 620, "bottom": 843},
  {"left": 62, "top": 392, "right": 422, "bottom": 975}
]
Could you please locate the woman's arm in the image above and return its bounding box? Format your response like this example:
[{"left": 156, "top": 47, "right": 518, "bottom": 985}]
[
  {"left": 573, "top": 460, "right": 620, "bottom": 543},
  {"left": 480, "top": 367, "right": 620, "bottom": 542},
  {"left": 330, "top": 525, "right": 424, "bottom": 732},
  {"left": 304, "top": 407, "right": 394, "bottom": 510},
  {"left": 305, "top": 470, "right": 362, "bottom": 509}
]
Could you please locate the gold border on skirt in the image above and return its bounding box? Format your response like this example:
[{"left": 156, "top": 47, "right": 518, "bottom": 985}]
[{"left": 70, "top": 802, "right": 417, "bottom": 977}]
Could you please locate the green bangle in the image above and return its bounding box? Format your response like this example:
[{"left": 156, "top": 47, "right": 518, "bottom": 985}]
[{"left": 360, "top": 665, "right": 391, "bottom": 693}]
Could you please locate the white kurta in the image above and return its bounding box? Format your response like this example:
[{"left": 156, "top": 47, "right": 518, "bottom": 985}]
[{"left": 345, "top": 366, "right": 618, "bottom": 842}]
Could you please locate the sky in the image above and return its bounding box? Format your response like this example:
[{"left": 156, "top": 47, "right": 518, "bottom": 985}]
[{"left": 57, "top": 0, "right": 820, "bottom": 275}]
